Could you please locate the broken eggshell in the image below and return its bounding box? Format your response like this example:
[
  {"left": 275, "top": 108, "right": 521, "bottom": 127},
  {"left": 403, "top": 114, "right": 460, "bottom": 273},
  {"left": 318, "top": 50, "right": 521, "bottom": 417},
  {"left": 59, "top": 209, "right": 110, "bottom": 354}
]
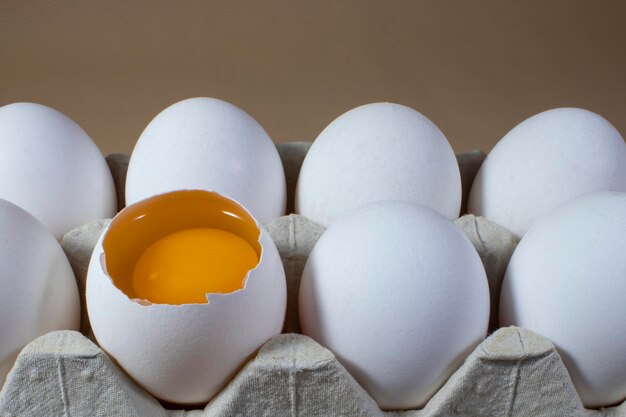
[{"left": 85, "top": 190, "right": 287, "bottom": 405}]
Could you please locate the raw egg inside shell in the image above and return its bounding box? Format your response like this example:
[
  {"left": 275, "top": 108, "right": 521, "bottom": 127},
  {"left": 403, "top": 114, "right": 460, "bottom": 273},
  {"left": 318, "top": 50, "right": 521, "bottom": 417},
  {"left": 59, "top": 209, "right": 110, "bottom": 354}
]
[
  {"left": 102, "top": 190, "right": 262, "bottom": 305},
  {"left": 87, "top": 189, "right": 287, "bottom": 404}
]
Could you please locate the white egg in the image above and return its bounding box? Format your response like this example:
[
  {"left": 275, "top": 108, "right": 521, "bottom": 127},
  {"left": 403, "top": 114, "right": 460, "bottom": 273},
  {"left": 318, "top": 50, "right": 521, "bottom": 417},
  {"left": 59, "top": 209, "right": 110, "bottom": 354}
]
[
  {"left": 295, "top": 103, "right": 461, "bottom": 227},
  {"left": 500, "top": 191, "right": 626, "bottom": 407},
  {"left": 468, "top": 108, "right": 626, "bottom": 238},
  {"left": 125, "top": 97, "right": 286, "bottom": 224},
  {"left": 86, "top": 190, "right": 286, "bottom": 404},
  {"left": 0, "top": 103, "right": 117, "bottom": 239},
  {"left": 0, "top": 198, "right": 80, "bottom": 385},
  {"left": 299, "top": 201, "right": 489, "bottom": 409}
]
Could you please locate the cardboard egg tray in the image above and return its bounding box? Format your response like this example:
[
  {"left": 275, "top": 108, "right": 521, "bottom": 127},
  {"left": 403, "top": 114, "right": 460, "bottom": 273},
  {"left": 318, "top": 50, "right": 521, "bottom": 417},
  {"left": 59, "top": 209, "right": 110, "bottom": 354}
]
[{"left": 1, "top": 142, "right": 624, "bottom": 417}]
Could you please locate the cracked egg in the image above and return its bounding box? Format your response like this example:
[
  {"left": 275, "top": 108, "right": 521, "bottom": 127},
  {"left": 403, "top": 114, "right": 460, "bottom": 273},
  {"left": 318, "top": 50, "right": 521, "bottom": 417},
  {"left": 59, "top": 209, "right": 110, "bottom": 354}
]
[{"left": 86, "top": 190, "right": 287, "bottom": 405}]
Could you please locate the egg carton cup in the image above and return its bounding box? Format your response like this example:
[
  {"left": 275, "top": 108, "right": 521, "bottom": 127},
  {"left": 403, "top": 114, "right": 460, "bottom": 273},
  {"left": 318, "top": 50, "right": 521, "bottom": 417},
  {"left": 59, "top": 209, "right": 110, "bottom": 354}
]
[{"left": 1, "top": 142, "right": 624, "bottom": 417}]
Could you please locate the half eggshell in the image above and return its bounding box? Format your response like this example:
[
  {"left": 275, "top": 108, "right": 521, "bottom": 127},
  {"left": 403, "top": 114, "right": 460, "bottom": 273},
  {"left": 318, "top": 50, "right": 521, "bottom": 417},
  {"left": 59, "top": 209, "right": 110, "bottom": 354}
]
[{"left": 86, "top": 190, "right": 287, "bottom": 405}]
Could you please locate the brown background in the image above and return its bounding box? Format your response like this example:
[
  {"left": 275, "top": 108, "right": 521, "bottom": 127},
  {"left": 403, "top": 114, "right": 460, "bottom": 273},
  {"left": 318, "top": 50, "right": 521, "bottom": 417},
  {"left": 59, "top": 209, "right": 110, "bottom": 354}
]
[{"left": 1, "top": 1, "right": 625, "bottom": 156}]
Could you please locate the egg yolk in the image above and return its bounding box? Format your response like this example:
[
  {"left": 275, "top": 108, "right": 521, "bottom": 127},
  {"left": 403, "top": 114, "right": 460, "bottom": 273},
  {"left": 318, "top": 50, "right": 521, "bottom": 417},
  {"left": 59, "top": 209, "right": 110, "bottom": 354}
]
[
  {"left": 103, "top": 190, "right": 262, "bottom": 305},
  {"left": 131, "top": 228, "right": 258, "bottom": 304}
]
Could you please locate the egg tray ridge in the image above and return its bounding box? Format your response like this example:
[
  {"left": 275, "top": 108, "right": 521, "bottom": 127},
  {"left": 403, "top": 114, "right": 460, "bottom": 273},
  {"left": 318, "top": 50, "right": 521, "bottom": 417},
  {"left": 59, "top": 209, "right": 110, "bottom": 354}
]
[{"left": 0, "top": 142, "right": 624, "bottom": 417}]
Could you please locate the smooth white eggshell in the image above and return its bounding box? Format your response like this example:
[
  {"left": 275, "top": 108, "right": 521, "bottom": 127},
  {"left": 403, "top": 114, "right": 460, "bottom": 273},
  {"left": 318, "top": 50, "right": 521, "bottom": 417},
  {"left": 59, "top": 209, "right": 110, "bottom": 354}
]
[
  {"left": 500, "top": 191, "right": 626, "bottom": 407},
  {"left": 0, "top": 103, "right": 117, "bottom": 239},
  {"left": 86, "top": 212, "right": 287, "bottom": 404},
  {"left": 0, "top": 199, "right": 80, "bottom": 384},
  {"left": 299, "top": 201, "right": 489, "bottom": 409},
  {"left": 468, "top": 108, "right": 626, "bottom": 238},
  {"left": 295, "top": 102, "right": 461, "bottom": 227},
  {"left": 125, "top": 97, "right": 286, "bottom": 224}
]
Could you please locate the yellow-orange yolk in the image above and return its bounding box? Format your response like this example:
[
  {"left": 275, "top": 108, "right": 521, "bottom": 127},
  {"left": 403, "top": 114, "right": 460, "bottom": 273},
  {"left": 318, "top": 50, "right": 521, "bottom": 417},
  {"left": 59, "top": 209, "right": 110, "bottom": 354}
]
[{"left": 131, "top": 228, "right": 258, "bottom": 304}]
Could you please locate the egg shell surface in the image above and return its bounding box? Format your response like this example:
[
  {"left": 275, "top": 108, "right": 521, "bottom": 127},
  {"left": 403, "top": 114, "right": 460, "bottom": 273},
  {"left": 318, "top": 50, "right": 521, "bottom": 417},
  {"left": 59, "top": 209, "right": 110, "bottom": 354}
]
[
  {"left": 0, "top": 102, "right": 117, "bottom": 239},
  {"left": 299, "top": 200, "right": 489, "bottom": 409},
  {"left": 468, "top": 107, "right": 626, "bottom": 238},
  {"left": 295, "top": 102, "right": 462, "bottom": 227},
  {"left": 500, "top": 191, "right": 626, "bottom": 407},
  {"left": 0, "top": 198, "right": 80, "bottom": 385},
  {"left": 125, "top": 97, "right": 286, "bottom": 224},
  {"left": 86, "top": 194, "right": 287, "bottom": 405}
]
